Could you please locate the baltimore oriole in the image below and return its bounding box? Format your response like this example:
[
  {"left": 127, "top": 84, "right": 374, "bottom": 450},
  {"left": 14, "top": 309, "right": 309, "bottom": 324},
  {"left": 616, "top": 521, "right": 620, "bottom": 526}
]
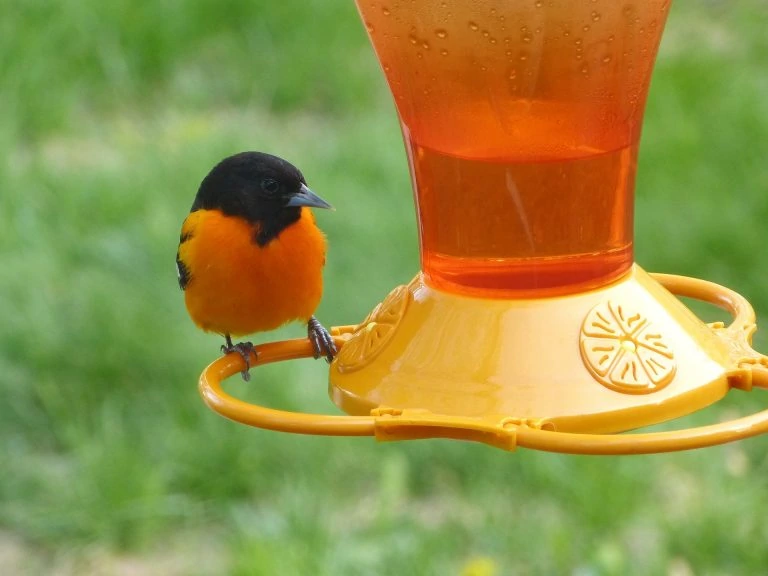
[{"left": 176, "top": 152, "right": 337, "bottom": 380}]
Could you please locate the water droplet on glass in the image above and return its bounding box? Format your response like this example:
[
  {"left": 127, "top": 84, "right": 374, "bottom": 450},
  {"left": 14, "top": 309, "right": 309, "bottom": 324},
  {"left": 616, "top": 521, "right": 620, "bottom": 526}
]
[
  {"left": 519, "top": 52, "right": 528, "bottom": 61},
  {"left": 602, "top": 55, "right": 612, "bottom": 63},
  {"left": 440, "top": 49, "right": 449, "bottom": 56},
  {"left": 365, "top": 22, "right": 375, "bottom": 33},
  {"left": 581, "top": 63, "right": 589, "bottom": 75},
  {"left": 382, "top": 7, "right": 391, "bottom": 16},
  {"left": 469, "top": 21, "right": 479, "bottom": 31},
  {"left": 508, "top": 68, "right": 518, "bottom": 80},
  {"left": 409, "top": 34, "right": 418, "bottom": 45},
  {"left": 490, "top": 37, "right": 497, "bottom": 44},
  {"left": 435, "top": 29, "right": 448, "bottom": 39},
  {"left": 535, "top": 0, "right": 543, "bottom": 7},
  {"left": 422, "top": 41, "right": 430, "bottom": 49},
  {"left": 608, "top": 34, "right": 615, "bottom": 42},
  {"left": 583, "top": 25, "right": 590, "bottom": 32},
  {"left": 417, "top": 52, "right": 423, "bottom": 59},
  {"left": 482, "top": 29, "right": 490, "bottom": 38},
  {"left": 591, "top": 11, "right": 601, "bottom": 22},
  {"left": 522, "top": 34, "right": 532, "bottom": 43}
]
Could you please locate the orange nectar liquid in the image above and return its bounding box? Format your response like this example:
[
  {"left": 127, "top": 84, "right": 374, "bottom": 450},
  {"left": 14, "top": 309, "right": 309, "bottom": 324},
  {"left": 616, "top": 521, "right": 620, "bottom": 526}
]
[
  {"left": 409, "top": 137, "right": 637, "bottom": 297},
  {"left": 356, "top": 0, "right": 670, "bottom": 297}
]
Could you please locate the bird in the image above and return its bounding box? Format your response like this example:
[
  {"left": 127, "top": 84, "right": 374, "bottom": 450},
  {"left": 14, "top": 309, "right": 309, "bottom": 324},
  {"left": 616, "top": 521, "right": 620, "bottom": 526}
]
[{"left": 176, "top": 151, "right": 337, "bottom": 380}]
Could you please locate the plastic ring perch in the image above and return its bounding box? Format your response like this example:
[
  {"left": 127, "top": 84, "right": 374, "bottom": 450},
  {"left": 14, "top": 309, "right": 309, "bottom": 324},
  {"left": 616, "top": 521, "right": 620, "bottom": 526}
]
[{"left": 198, "top": 274, "right": 768, "bottom": 454}]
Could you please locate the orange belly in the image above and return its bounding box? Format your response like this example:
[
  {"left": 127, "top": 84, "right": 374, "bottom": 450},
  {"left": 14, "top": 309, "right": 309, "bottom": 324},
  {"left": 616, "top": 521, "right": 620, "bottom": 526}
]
[{"left": 178, "top": 208, "right": 326, "bottom": 336}]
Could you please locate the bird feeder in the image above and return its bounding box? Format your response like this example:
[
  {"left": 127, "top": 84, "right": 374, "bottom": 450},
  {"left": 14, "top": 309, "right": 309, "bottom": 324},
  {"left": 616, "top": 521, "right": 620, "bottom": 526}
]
[{"left": 199, "top": 0, "right": 768, "bottom": 453}]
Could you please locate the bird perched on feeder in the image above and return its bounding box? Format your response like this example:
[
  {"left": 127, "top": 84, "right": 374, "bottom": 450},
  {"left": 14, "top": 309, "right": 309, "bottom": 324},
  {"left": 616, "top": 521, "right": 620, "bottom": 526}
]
[{"left": 176, "top": 151, "right": 337, "bottom": 380}]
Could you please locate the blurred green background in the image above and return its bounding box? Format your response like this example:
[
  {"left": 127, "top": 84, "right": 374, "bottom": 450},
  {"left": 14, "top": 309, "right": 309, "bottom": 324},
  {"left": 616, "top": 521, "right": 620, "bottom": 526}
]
[{"left": 2, "top": 0, "right": 768, "bottom": 574}]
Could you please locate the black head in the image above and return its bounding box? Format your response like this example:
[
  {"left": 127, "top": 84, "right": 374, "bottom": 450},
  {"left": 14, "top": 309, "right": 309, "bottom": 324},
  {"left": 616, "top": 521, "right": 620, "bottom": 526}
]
[{"left": 191, "top": 152, "right": 332, "bottom": 245}]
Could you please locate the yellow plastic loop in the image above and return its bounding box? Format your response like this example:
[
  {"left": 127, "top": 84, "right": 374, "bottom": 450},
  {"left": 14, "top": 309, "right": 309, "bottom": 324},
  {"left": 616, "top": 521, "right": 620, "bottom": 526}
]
[
  {"left": 198, "top": 336, "right": 374, "bottom": 437},
  {"left": 198, "top": 274, "right": 768, "bottom": 454},
  {"left": 657, "top": 273, "right": 768, "bottom": 392}
]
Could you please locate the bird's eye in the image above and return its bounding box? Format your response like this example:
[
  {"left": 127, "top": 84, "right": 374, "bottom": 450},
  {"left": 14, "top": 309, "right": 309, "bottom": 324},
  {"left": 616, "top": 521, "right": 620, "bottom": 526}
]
[{"left": 261, "top": 178, "right": 280, "bottom": 194}]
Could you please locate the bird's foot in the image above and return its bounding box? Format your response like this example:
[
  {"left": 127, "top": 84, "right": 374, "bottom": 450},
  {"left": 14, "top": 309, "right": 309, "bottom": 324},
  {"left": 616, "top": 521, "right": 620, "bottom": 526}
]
[
  {"left": 221, "top": 337, "right": 255, "bottom": 381},
  {"left": 307, "top": 316, "right": 337, "bottom": 363}
]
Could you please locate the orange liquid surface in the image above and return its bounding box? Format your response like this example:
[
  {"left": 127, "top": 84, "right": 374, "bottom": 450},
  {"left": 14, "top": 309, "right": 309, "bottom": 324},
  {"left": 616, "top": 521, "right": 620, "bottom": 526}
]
[
  {"left": 357, "top": 0, "right": 670, "bottom": 296},
  {"left": 412, "top": 139, "right": 637, "bottom": 295}
]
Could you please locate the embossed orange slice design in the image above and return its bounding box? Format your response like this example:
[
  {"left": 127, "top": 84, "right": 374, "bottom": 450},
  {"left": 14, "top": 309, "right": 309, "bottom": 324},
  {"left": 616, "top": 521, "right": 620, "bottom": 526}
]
[
  {"left": 336, "top": 285, "right": 411, "bottom": 373},
  {"left": 580, "top": 301, "right": 676, "bottom": 394}
]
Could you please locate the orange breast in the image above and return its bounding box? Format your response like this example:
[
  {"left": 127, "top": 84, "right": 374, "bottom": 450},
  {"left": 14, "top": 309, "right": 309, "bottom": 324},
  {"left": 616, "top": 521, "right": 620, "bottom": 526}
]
[{"left": 178, "top": 208, "right": 327, "bottom": 336}]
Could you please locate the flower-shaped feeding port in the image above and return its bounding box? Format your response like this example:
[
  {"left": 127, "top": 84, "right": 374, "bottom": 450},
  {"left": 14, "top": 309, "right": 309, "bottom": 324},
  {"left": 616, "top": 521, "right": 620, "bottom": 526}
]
[
  {"left": 335, "top": 285, "right": 411, "bottom": 373},
  {"left": 581, "top": 301, "right": 677, "bottom": 394}
]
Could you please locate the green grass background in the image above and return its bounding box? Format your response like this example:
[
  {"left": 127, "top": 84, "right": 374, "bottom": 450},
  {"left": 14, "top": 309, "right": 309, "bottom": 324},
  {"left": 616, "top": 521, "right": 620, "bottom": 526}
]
[{"left": 2, "top": 0, "right": 768, "bottom": 574}]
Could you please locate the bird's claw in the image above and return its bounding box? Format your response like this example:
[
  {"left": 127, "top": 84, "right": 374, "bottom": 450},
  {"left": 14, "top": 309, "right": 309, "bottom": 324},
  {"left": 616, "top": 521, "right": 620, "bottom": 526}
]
[
  {"left": 221, "top": 340, "right": 255, "bottom": 381},
  {"left": 308, "top": 316, "right": 337, "bottom": 363}
]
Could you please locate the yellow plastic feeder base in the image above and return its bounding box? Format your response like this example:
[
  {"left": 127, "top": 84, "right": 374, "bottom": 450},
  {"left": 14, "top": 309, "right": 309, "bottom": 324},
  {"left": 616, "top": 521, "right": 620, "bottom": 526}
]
[
  {"left": 329, "top": 264, "right": 756, "bottom": 434},
  {"left": 199, "top": 265, "right": 768, "bottom": 454}
]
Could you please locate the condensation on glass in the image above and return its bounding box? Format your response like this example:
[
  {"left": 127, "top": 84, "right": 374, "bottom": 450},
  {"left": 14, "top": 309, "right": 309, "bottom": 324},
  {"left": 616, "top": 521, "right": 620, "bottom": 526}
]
[{"left": 356, "top": 0, "right": 671, "bottom": 296}]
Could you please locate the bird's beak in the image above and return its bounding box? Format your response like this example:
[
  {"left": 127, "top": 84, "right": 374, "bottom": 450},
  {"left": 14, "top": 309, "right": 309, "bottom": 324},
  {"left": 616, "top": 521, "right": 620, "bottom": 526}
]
[{"left": 286, "top": 184, "right": 334, "bottom": 210}]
